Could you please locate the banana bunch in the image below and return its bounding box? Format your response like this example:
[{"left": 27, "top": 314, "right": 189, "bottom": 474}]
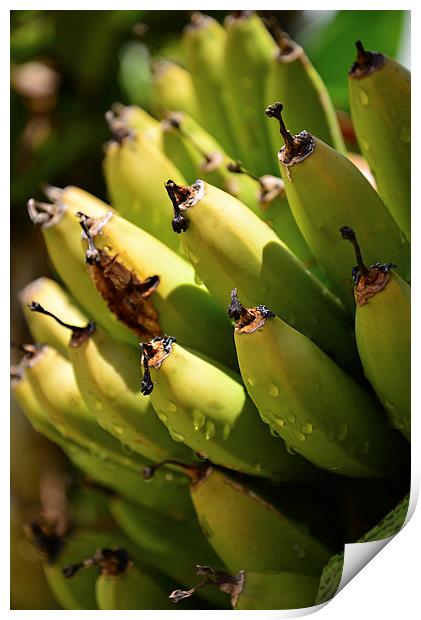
[{"left": 12, "top": 10, "right": 410, "bottom": 610}]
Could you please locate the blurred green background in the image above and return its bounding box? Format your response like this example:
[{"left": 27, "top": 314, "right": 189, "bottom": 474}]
[{"left": 10, "top": 10, "right": 409, "bottom": 609}]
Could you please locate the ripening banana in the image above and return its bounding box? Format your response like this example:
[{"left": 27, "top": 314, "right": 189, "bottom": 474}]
[
  {"left": 229, "top": 289, "right": 406, "bottom": 478},
  {"left": 340, "top": 226, "right": 410, "bottom": 441},
  {"left": 111, "top": 102, "right": 163, "bottom": 149},
  {"left": 265, "top": 102, "right": 410, "bottom": 312},
  {"left": 349, "top": 41, "right": 410, "bottom": 240},
  {"left": 76, "top": 208, "right": 236, "bottom": 367},
  {"left": 151, "top": 59, "right": 200, "bottom": 122},
  {"left": 27, "top": 189, "right": 137, "bottom": 347},
  {"left": 146, "top": 463, "right": 331, "bottom": 576},
  {"left": 223, "top": 11, "right": 278, "bottom": 176},
  {"left": 265, "top": 24, "right": 345, "bottom": 152},
  {"left": 183, "top": 12, "right": 237, "bottom": 155},
  {"left": 165, "top": 178, "right": 357, "bottom": 371},
  {"left": 140, "top": 335, "right": 316, "bottom": 482}
]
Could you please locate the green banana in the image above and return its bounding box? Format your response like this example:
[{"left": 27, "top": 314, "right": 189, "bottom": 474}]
[
  {"left": 103, "top": 109, "right": 185, "bottom": 254},
  {"left": 340, "top": 227, "right": 410, "bottom": 441},
  {"left": 170, "top": 565, "right": 319, "bottom": 610},
  {"left": 265, "top": 23, "right": 345, "bottom": 153},
  {"left": 316, "top": 493, "right": 409, "bottom": 604},
  {"left": 149, "top": 464, "right": 331, "bottom": 575},
  {"left": 349, "top": 41, "right": 410, "bottom": 239},
  {"left": 20, "top": 277, "right": 87, "bottom": 358},
  {"left": 141, "top": 335, "right": 316, "bottom": 481},
  {"left": 77, "top": 209, "right": 236, "bottom": 367},
  {"left": 183, "top": 12, "right": 236, "bottom": 155},
  {"left": 223, "top": 11, "right": 277, "bottom": 176},
  {"left": 165, "top": 178, "right": 357, "bottom": 370},
  {"left": 27, "top": 190, "right": 138, "bottom": 347},
  {"left": 110, "top": 497, "right": 229, "bottom": 607},
  {"left": 229, "top": 289, "right": 405, "bottom": 478},
  {"left": 11, "top": 361, "right": 194, "bottom": 519},
  {"left": 151, "top": 59, "right": 200, "bottom": 123},
  {"left": 265, "top": 102, "right": 410, "bottom": 311},
  {"left": 21, "top": 343, "right": 145, "bottom": 472}
]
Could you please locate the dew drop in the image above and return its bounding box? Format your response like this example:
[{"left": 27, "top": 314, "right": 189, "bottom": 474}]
[
  {"left": 361, "top": 138, "right": 370, "bottom": 152},
  {"left": 260, "top": 413, "right": 270, "bottom": 425},
  {"left": 275, "top": 417, "right": 285, "bottom": 428},
  {"left": 157, "top": 411, "right": 168, "bottom": 424},
  {"left": 247, "top": 376, "right": 256, "bottom": 386},
  {"left": 385, "top": 400, "right": 397, "bottom": 412},
  {"left": 359, "top": 89, "right": 369, "bottom": 106},
  {"left": 301, "top": 422, "right": 313, "bottom": 434},
  {"left": 169, "top": 428, "right": 184, "bottom": 442},
  {"left": 204, "top": 420, "right": 216, "bottom": 440},
  {"left": 167, "top": 402, "right": 177, "bottom": 413},
  {"left": 286, "top": 412, "right": 296, "bottom": 424},
  {"left": 199, "top": 515, "right": 214, "bottom": 538},
  {"left": 267, "top": 383, "right": 280, "bottom": 398},
  {"left": 189, "top": 251, "right": 199, "bottom": 265},
  {"left": 111, "top": 424, "right": 124, "bottom": 437},
  {"left": 270, "top": 426, "right": 282, "bottom": 438},
  {"left": 293, "top": 430, "right": 306, "bottom": 442},
  {"left": 400, "top": 125, "right": 410, "bottom": 143},
  {"left": 336, "top": 424, "right": 348, "bottom": 442},
  {"left": 192, "top": 409, "right": 206, "bottom": 431},
  {"left": 286, "top": 444, "right": 297, "bottom": 455}
]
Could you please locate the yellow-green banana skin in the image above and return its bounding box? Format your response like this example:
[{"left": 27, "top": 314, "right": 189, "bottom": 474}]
[
  {"left": 183, "top": 13, "right": 236, "bottom": 155},
  {"left": 177, "top": 180, "right": 356, "bottom": 369},
  {"left": 234, "top": 314, "right": 404, "bottom": 477},
  {"left": 96, "top": 565, "right": 172, "bottom": 610},
  {"left": 69, "top": 330, "right": 195, "bottom": 464},
  {"left": 278, "top": 138, "right": 410, "bottom": 310},
  {"left": 191, "top": 468, "right": 331, "bottom": 574},
  {"left": 147, "top": 342, "right": 315, "bottom": 482},
  {"left": 266, "top": 43, "right": 345, "bottom": 153},
  {"left": 355, "top": 272, "right": 410, "bottom": 441},
  {"left": 151, "top": 60, "right": 201, "bottom": 123},
  {"left": 349, "top": 57, "right": 410, "bottom": 239},
  {"left": 234, "top": 571, "right": 319, "bottom": 610}
]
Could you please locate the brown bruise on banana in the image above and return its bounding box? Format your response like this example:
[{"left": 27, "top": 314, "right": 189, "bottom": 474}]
[
  {"left": 78, "top": 212, "right": 161, "bottom": 341},
  {"left": 340, "top": 226, "right": 396, "bottom": 306},
  {"left": 228, "top": 288, "right": 275, "bottom": 334},
  {"left": 265, "top": 102, "right": 316, "bottom": 167},
  {"left": 63, "top": 548, "right": 133, "bottom": 579},
  {"left": 349, "top": 40, "right": 385, "bottom": 80}
]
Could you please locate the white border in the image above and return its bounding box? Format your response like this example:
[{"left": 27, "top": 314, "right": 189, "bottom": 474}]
[{"left": 5, "top": 2, "right": 419, "bottom": 618}]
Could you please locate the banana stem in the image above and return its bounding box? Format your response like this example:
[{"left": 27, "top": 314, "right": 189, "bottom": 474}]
[
  {"left": 28, "top": 302, "right": 96, "bottom": 346},
  {"left": 77, "top": 212, "right": 100, "bottom": 264},
  {"left": 165, "top": 180, "right": 189, "bottom": 233},
  {"left": 265, "top": 102, "right": 295, "bottom": 154},
  {"left": 105, "top": 110, "right": 133, "bottom": 143},
  {"left": 227, "top": 288, "right": 255, "bottom": 323},
  {"left": 167, "top": 115, "right": 213, "bottom": 166},
  {"left": 227, "top": 161, "right": 265, "bottom": 190},
  {"left": 63, "top": 548, "right": 132, "bottom": 578},
  {"left": 339, "top": 226, "right": 368, "bottom": 277},
  {"left": 140, "top": 343, "right": 154, "bottom": 396}
]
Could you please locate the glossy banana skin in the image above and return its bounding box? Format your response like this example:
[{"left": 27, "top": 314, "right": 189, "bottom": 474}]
[
  {"left": 355, "top": 272, "right": 410, "bottom": 441},
  {"left": 146, "top": 341, "right": 315, "bottom": 482},
  {"left": 183, "top": 13, "right": 236, "bottom": 155},
  {"left": 82, "top": 210, "right": 236, "bottom": 368},
  {"left": 23, "top": 346, "right": 144, "bottom": 472},
  {"left": 69, "top": 328, "right": 196, "bottom": 464},
  {"left": 173, "top": 180, "right": 356, "bottom": 369},
  {"left": 103, "top": 131, "right": 186, "bottom": 255},
  {"left": 266, "top": 40, "right": 345, "bottom": 153},
  {"left": 151, "top": 60, "right": 200, "bottom": 122},
  {"left": 349, "top": 54, "right": 410, "bottom": 239},
  {"left": 109, "top": 497, "right": 229, "bottom": 607},
  {"left": 233, "top": 571, "right": 319, "bottom": 610},
  {"left": 20, "top": 277, "right": 87, "bottom": 358},
  {"left": 234, "top": 312, "right": 405, "bottom": 478},
  {"left": 95, "top": 564, "right": 172, "bottom": 610},
  {"left": 190, "top": 467, "right": 331, "bottom": 574},
  {"left": 28, "top": 192, "right": 137, "bottom": 347},
  {"left": 277, "top": 137, "right": 410, "bottom": 311},
  {"left": 223, "top": 12, "right": 278, "bottom": 176}
]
